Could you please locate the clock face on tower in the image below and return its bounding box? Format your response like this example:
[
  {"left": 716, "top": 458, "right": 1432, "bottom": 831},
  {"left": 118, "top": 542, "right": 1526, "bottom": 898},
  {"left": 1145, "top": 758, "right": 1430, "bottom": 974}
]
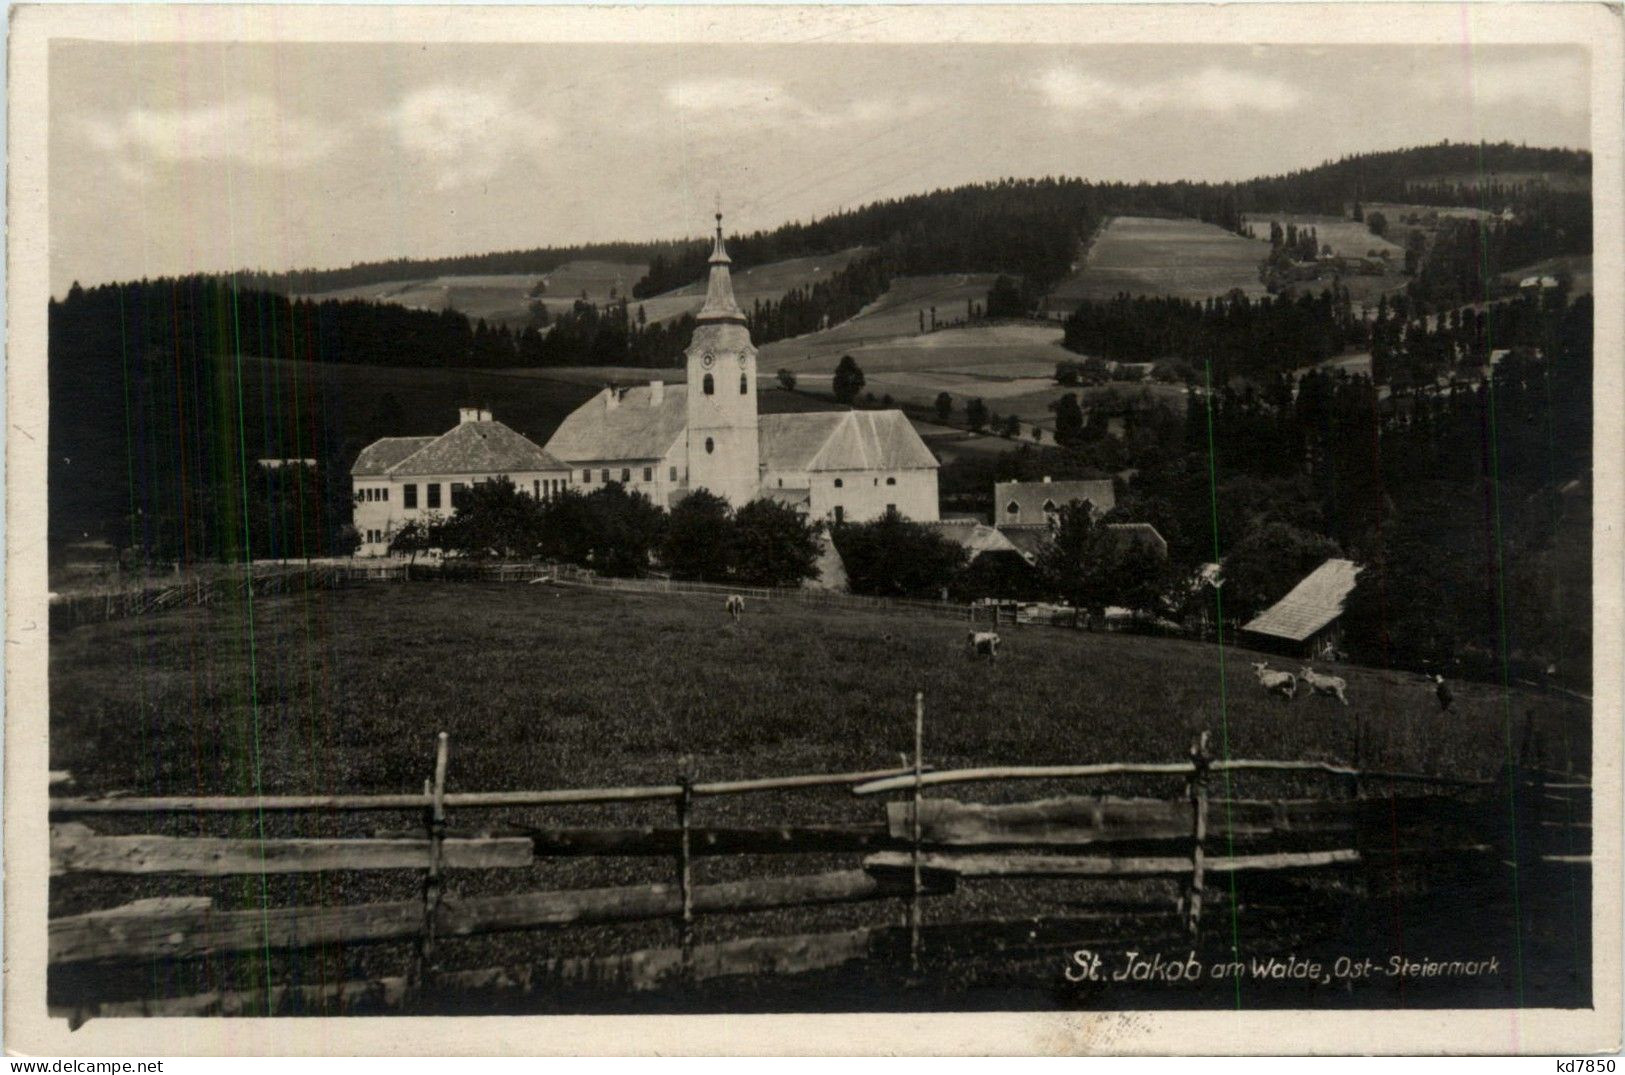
[{"left": 700, "top": 352, "right": 715, "bottom": 369}]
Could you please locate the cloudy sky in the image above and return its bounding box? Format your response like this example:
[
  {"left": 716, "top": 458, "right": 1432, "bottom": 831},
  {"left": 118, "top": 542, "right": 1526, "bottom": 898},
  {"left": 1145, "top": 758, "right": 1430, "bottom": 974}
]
[{"left": 49, "top": 41, "right": 1588, "bottom": 294}]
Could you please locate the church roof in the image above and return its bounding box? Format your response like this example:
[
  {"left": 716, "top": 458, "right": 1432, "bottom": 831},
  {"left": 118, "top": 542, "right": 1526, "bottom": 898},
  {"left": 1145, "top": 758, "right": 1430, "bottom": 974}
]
[
  {"left": 697, "top": 214, "right": 748, "bottom": 326},
  {"left": 543, "top": 384, "right": 690, "bottom": 463},
  {"left": 352, "top": 437, "right": 436, "bottom": 477},
  {"left": 390, "top": 419, "right": 566, "bottom": 476},
  {"left": 759, "top": 410, "right": 939, "bottom": 472}
]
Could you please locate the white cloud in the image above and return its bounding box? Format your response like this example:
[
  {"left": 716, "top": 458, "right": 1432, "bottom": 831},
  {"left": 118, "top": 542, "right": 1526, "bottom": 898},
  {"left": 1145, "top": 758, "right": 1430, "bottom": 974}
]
[
  {"left": 1035, "top": 65, "right": 1304, "bottom": 117},
  {"left": 77, "top": 95, "right": 345, "bottom": 182},
  {"left": 380, "top": 82, "right": 556, "bottom": 190},
  {"left": 664, "top": 77, "right": 938, "bottom": 132}
]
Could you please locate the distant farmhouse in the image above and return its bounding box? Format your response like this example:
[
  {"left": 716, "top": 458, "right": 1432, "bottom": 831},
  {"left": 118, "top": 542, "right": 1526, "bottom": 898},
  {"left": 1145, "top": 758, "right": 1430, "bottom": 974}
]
[
  {"left": 1241, "top": 557, "right": 1362, "bottom": 658},
  {"left": 991, "top": 476, "right": 1166, "bottom": 568},
  {"left": 351, "top": 216, "right": 938, "bottom": 554}
]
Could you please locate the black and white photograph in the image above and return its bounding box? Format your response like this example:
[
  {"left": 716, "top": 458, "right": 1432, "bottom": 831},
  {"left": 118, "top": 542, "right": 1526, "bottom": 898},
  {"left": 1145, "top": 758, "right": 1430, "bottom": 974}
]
[{"left": 6, "top": 2, "right": 1621, "bottom": 1056}]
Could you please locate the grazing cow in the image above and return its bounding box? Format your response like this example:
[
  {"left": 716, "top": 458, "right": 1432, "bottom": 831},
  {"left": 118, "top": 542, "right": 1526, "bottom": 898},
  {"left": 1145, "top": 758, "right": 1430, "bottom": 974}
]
[
  {"left": 1434, "top": 674, "right": 1454, "bottom": 712},
  {"left": 1250, "top": 661, "right": 1297, "bottom": 701},
  {"left": 1299, "top": 665, "right": 1350, "bottom": 706},
  {"left": 966, "top": 630, "right": 1001, "bottom": 660},
  {"left": 724, "top": 594, "right": 745, "bottom": 623}
]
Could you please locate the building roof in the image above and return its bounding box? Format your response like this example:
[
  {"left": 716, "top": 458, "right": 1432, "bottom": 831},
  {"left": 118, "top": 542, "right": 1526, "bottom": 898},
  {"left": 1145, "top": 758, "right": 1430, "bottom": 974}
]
[
  {"left": 923, "top": 520, "right": 1024, "bottom": 560},
  {"left": 1000, "top": 527, "right": 1053, "bottom": 563},
  {"left": 697, "top": 215, "right": 748, "bottom": 326},
  {"left": 543, "top": 384, "right": 690, "bottom": 464},
  {"left": 994, "top": 478, "right": 1115, "bottom": 527},
  {"left": 759, "top": 410, "right": 939, "bottom": 472},
  {"left": 352, "top": 437, "right": 436, "bottom": 477},
  {"left": 389, "top": 419, "right": 566, "bottom": 477},
  {"left": 1104, "top": 522, "right": 1168, "bottom": 558},
  {"left": 1242, "top": 558, "right": 1363, "bottom": 643}
]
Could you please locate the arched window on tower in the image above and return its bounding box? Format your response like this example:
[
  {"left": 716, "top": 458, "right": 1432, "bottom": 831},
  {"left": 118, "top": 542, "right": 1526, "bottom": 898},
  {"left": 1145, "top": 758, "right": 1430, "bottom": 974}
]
[
  {"left": 703, "top": 373, "right": 714, "bottom": 396},
  {"left": 739, "top": 373, "right": 748, "bottom": 395}
]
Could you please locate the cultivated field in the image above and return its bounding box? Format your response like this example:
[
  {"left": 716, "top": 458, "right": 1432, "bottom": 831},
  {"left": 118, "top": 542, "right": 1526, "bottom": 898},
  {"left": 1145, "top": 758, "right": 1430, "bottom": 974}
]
[
  {"left": 1240, "top": 213, "right": 1405, "bottom": 259},
  {"left": 48, "top": 583, "right": 1588, "bottom": 1009},
  {"left": 760, "top": 274, "right": 1003, "bottom": 368},
  {"left": 1042, "top": 216, "right": 1271, "bottom": 310}
]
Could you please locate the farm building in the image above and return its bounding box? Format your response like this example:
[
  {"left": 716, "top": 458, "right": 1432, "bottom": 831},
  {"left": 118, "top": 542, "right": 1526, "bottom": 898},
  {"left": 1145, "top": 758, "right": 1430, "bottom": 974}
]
[
  {"left": 1241, "top": 557, "right": 1363, "bottom": 658},
  {"left": 544, "top": 215, "right": 939, "bottom": 525},
  {"left": 994, "top": 477, "right": 1115, "bottom": 530},
  {"left": 350, "top": 408, "right": 573, "bottom": 556},
  {"left": 926, "top": 520, "right": 1043, "bottom": 600}
]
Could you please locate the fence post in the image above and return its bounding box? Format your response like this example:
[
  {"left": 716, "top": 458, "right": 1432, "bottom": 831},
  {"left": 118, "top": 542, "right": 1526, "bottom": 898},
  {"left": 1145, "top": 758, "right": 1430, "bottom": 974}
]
[
  {"left": 909, "top": 691, "right": 926, "bottom": 974},
  {"left": 1185, "top": 731, "right": 1211, "bottom": 940},
  {"left": 413, "top": 732, "right": 449, "bottom": 998},
  {"left": 676, "top": 755, "right": 696, "bottom": 974}
]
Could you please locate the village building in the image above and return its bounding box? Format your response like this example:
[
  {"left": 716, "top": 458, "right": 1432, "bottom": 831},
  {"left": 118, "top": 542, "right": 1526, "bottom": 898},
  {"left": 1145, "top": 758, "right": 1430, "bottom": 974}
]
[
  {"left": 1241, "top": 557, "right": 1362, "bottom": 658},
  {"left": 994, "top": 477, "right": 1115, "bottom": 530},
  {"left": 350, "top": 407, "right": 571, "bottom": 555},
  {"left": 543, "top": 215, "right": 939, "bottom": 524}
]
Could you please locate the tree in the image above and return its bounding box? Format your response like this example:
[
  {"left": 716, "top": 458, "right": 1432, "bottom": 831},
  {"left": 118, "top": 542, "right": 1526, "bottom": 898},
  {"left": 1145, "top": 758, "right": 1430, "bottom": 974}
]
[
  {"left": 833, "top": 509, "right": 967, "bottom": 598},
  {"left": 1049, "top": 392, "right": 1084, "bottom": 445},
  {"left": 1366, "top": 211, "right": 1388, "bottom": 238},
  {"left": 1001, "top": 414, "right": 1022, "bottom": 438},
  {"left": 581, "top": 484, "right": 666, "bottom": 577},
  {"left": 432, "top": 478, "right": 544, "bottom": 559},
  {"left": 1055, "top": 361, "right": 1081, "bottom": 387},
  {"left": 934, "top": 392, "right": 953, "bottom": 421},
  {"left": 1220, "top": 521, "right": 1342, "bottom": 622},
  {"left": 986, "top": 275, "right": 1025, "bottom": 319},
  {"left": 661, "top": 489, "right": 734, "bottom": 581},
  {"left": 732, "top": 499, "right": 825, "bottom": 587},
  {"left": 965, "top": 397, "right": 989, "bottom": 431},
  {"left": 777, "top": 368, "right": 797, "bottom": 392},
  {"left": 1034, "top": 502, "right": 1117, "bottom": 618},
  {"left": 832, "top": 355, "right": 866, "bottom": 404},
  {"left": 388, "top": 517, "right": 440, "bottom": 567}
]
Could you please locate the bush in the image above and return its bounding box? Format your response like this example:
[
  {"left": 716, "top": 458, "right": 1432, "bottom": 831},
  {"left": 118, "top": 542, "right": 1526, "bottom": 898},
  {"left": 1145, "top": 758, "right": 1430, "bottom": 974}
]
[
  {"left": 732, "top": 499, "right": 825, "bottom": 588},
  {"left": 832, "top": 355, "right": 865, "bottom": 404},
  {"left": 661, "top": 490, "right": 734, "bottom": 582}
]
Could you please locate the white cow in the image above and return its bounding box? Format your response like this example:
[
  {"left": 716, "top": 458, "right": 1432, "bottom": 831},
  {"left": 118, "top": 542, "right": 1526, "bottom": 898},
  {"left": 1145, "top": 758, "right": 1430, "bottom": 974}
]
[
  {"left": 724, "top": 594, "right": 745, "bottom": 623},
  {"left": 966, "top": 631, "right": 1001, "bottom": 660},
  {"left": 1250, "top": 661, "right": 1297, "bottom": 701},
  {"left": 1299, "top": 665, "right": 1349, "bottom": 706}
]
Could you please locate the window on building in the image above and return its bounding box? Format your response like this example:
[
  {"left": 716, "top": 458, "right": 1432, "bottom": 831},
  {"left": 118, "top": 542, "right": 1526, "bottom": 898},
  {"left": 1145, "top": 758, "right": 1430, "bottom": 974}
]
[
  {"left": 533, "top": 480, "right": 540, "bottom": 498},
  {"left": 705, "top": 438, "right": 714, "bottom": 454},
  {"left": 703, "top": 373, "right": 714, "bottom": 395},
  {"left": 739, "top": 373, "right": 748, "bottom": 395},
  {"left": 428, "top": 483, "right": 441, "bottom": 509},
  {"left": 833, "top": 506, "right": 844, "bottom": 524},
  {"left": 886, "top": 477, "right": 896, "bottom": 486},
  {"left": 382, "top": 488, "right": 389, "bottom": 502},
  {"left": 404, "top": 484, "right": 417, "bottom": 509},
  {"left": 602, "top": 469, "right": 611, "bottom": 483},
  {"left": 451, "top": 482, "right": 468, "bottom": 509},
  {"left": 669, "top": 466, "right": 677, "bottom": 482},
  {"left": 621, "top": 468, "right": 631, "bottom": 483},
  {"left": 1042, "top": 499, "right": 1057, "bottom": 514},
  {"left": 582, "top": 469, "right": 591, "bottom": 483},
  {"left": 643, "top": 466, "right": 653, "bottom": 482},
  {"left": 834, "top": 478, "right": 844, "bottom": 488},
  {"left": 1006, "top": 501, "right": 1020, "bottom": 516},
  {"left": 777, "top": 478, "right": 783, "bottom": 487}
]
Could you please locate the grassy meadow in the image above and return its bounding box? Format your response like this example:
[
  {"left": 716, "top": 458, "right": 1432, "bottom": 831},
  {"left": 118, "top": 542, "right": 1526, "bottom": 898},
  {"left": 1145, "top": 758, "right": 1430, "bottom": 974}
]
[
  {"left": 1043, "top": 216, "right": 1271, "bottom": 309},
  {"left": 48, "top": 583, "right": 1589, "bottom": 1009}
]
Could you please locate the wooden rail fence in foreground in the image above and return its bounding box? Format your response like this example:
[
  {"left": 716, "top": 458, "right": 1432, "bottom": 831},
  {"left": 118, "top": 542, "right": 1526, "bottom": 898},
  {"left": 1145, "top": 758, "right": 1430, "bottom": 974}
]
[{"left": 49, "top": 703, "right": 1588, "bottom": 1022}]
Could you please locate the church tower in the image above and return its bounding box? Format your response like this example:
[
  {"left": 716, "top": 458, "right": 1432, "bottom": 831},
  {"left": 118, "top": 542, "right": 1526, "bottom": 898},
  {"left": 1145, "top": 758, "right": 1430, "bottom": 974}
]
[{"left": 684, "top": 213, "right": 761, "bottom": 506}]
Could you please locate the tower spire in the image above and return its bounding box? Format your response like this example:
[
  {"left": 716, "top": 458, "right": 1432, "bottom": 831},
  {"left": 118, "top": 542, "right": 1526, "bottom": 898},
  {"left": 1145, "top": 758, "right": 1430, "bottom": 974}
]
[{"left": 697, "top": 208, "right": 745, "bottom": 324}]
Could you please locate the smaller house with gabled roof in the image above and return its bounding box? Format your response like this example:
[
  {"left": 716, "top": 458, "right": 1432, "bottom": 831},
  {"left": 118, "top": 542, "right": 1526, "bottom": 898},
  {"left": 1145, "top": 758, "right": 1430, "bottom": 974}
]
[
  {"left": 351, "top": 407, "right": 571, "bottom": 556},
  {"left": 1241, "top": 557, "right": 1362, "bottom": 658},
  {"left": 994, "top": 476, "right": 1115, "bottom": 532}
]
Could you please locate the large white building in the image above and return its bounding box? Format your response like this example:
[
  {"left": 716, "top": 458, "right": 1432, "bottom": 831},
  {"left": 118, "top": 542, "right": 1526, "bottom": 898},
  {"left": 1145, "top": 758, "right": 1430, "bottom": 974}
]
[
  {"left": 351, "top": 216, "right": 940, "bottom": 554},
  {"left": 543, "top": 216, "right": 939, "bottom": 524},
  {"left": 350, "top": 407, "right": 571, "bottom": 556}
]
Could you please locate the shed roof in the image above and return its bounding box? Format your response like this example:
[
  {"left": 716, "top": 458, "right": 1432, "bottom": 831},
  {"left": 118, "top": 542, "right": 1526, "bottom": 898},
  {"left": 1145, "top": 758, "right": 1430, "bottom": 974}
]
[
  {"left": 760, "top": 410, "right": 938, "bottom": 472},
  {"left": 923, "top": 520, "right": 1023, "bottom": 559},
  {"left": 994, "top": 479, "right": 1115, "bottom": 525},
  {"left": 352, "top": 437, "right": 436, "bottom": 477},
  {"left": 1105, "top": 522, "right": 1168, "bottom": 558},
  {"left": 543, "top": 384, "right": 690, "bottom": 464},
  {"left": 1242, "top": 558, "right": 1362, "bottom": 642}
]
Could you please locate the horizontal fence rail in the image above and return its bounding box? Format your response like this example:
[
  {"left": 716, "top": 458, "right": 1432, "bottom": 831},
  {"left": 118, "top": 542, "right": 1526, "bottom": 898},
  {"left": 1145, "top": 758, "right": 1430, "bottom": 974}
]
[{"left": 49, "top": 708, "right": 1589, "bottom": 1020}]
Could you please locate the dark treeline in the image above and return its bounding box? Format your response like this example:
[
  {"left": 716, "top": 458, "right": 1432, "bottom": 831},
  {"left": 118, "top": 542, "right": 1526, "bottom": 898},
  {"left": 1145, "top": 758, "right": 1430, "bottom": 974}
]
[{"left": 1061, "top": 289, "right": 1369, "bottom": 381}]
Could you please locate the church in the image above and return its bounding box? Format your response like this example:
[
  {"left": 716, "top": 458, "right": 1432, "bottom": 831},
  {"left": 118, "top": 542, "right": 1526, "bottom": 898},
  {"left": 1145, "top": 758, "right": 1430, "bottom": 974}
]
[{"left": 542, "top": 216, "right": 940, "bottom": 524}]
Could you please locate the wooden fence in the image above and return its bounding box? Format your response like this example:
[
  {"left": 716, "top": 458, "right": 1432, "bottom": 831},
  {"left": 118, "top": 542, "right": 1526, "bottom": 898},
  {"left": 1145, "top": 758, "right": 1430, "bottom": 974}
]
[{"left": 47, "top": 700, "right": 1590, "bottom": 1022}]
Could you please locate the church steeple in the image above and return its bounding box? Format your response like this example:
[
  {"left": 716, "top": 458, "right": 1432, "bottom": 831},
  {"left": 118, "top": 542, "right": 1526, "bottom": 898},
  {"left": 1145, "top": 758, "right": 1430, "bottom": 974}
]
[{"left": 696, "top": 212, "right": 747, "bottom": 325}]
